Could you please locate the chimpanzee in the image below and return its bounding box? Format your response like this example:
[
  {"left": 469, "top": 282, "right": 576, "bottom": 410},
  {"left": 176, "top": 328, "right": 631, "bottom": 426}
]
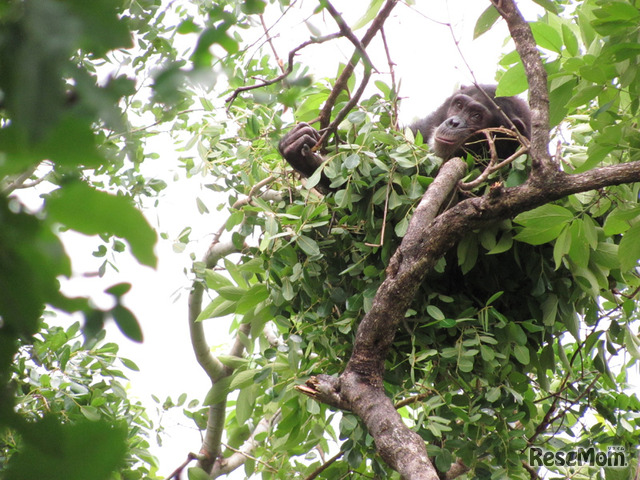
[{"left": 278, "top": 84, "right": 531, "bottom": 192}]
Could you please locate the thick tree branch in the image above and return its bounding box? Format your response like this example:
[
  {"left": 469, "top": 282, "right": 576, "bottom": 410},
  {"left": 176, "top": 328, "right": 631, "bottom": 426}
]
[
  {"left": 300, "top": 158, "right": 468, "bottom": 480},
  {"left": 188, "top": 242, "right": 238, "bottom": 380},
  {"left": 491, "top": 0, "right": 551, "bottom": 172}
]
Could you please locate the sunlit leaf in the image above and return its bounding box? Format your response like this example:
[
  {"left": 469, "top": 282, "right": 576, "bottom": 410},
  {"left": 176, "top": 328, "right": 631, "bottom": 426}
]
[{"left": 474, "top": 5, "right": 500, "bottom": 39}]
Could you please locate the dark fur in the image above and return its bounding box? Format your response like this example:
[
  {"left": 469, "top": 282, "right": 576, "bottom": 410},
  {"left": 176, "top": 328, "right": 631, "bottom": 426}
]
[
  {"left": 410, "top": 84, "right": 530, "bottom": 160},
  {"left": 278, "top": 85, "right": 531, "bottom": 191}
]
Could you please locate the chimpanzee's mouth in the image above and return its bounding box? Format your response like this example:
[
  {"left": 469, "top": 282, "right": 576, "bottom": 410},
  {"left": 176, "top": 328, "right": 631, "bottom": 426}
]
[{"left": 435, "top": 136, "right": 456, "bottom": 145}]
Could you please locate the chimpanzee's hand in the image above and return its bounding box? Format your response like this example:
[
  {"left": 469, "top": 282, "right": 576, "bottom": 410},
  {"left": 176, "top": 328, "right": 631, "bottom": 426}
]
[{"left": 278, "top": 123, "right": 324, "bottom": 178}]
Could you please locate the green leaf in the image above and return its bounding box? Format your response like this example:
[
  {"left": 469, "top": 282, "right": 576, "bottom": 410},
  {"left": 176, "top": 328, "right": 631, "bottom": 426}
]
[
  {"left": 427, "top": 305, "right": 445, "bottom": 321},
  {"left": 562, "top": 24, "right": 579, "bottom": 56},
  {"left": 496, "top": 62, "right": 528, "bottom": 97},
  {"left": 192, "top": 26, "right": 239, "bottom": 67},
  {"left": 236, "top": 386, "right": 256, "bottom": 424},
  {"left": 47, "top": 181, "right": 157, "bottom": 268},
  {"left": 566, "top": 85, "right": 602, "bottom": 110},
  {"left": 571, "top": 265, "right": 601, "bottom": 299},
  {"left": 236, "top": 284, "right": 269, "bottom": 314},
  {"left": 241, "top": 0, "right": 266, "bottom": 15},
  {"left": 187, "top": 467, "right": 212, "bottom": 480},
  {"left": 540, "top": 344, "right": 555, "bottom": 373},
  {"left": 344, "top": 153, "right": 361, "bottom": 170},
  {"left": 568, "top": 220, "right": 590, "bottom": 268},
  {"left": 530, "top": 22, "right": 563, "bottom": 54},
  {"left": 111, "top": 305, "right": 143, "bottom": 343},
  {"left": 487, "top": 231, "right": 513, "bottom": 255},
  {"left": 0, "top": 199, "right": 70, "bottom": 336},
  {"left": 474, "top": 5, "right": 500, "bottom": 38},
  {"left": 216, "top": 286, "right": 246, "bottom": 301},
  {"left": 514, "top": 205, "right": 573, "bottom": 245},
  {"left": 205, "top": 271, "right": 234, "bottom": 290},
  {"left": 486, "top": 387, "right": 501, "bottom": 402},
  {"left": 4, "top": 418, "right": 127, "bottom": 480},
  {"left": 347, "top": 111, "right": 366, "bottom": 125},
  {"left": 296, "top": 235, "right": 320, "bottom": 257},
  {"left": 80, "top": 405, "right": 101, "bottom": 421},
  {"left": 548, "top": 79, "right": 576, "bottom": 127},
  {"left": 603, "top": 206, "right": 640, "bottom": 235},
  {"left": 541, "top": 294, "right": 558, "bottom": 326},
  {"left": 230, "top": 369, "right": 261, "bottom": 391},
  {"left": 203, "top": 377, "right": 232, "bottom": 405},
  {"left": 217, "top": 355, "right": 249, "bottom": 369},
  {"left": 592, "top": 242, "right": 619, "bottom": 270},
  {"left": 507, "top": 323, "right": 527, "bottom": 345},
  {"left": 480, "top": 345, "right": 495, "bottom": 361},
  {"left": 352, "top": 0, "right": 384, "bottom": 30},
  {"left": 485, "top": 291, "right": 504, "bottom": 305},
  {"left": 198, "top": 295, "right": 236, "bottom": 320},
  {"left": 513, "top": 345, "right": 530, "bottom": 365},
  {"left": 553, "top": 225, "right": 570, "bottom": 269},
  {"left": 39, "top": 117, "right": 104, "bottom": 168},
  {"left": 618, "top": 222, "right": 640, "bottom": 271},
  {"left": 532, "top": 0, "right": 558, "bottom": 14},
  {"left": 120, "top": 357, "right": 139, "bottom": 372},
  {"left": 104, "top": 283, "right": 131, "bottom": 298}
]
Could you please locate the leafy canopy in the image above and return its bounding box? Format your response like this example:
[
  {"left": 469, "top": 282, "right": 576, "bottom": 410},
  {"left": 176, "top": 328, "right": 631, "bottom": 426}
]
[{"left": 1, "top": 0, "right": 640, "bottom": 479}]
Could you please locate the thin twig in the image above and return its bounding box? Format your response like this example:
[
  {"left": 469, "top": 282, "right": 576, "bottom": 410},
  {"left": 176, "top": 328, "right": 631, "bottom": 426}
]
[
  {"left": 365, "top": 165, "right": 395, "bottom": 247},
  {"left": 259, "top": 14, "right": 286, "bottom": 73},
  {"left": 380, "top": 26, "right": 399, "bottom": 130},
  {"left": 164, "top": 452, "right": 199, "bottom": 480},
  {"left": 210, "top": 175, "right": 278, "bottom": 246},
  {"left": 458, "top": 128, "right": 530, "bottom": 190},
  {"left": 304, "top": 450, "right": 345, "bottom": 480},
  {"left": 225, "top": 32, "right": 344, "bottom": 107}
]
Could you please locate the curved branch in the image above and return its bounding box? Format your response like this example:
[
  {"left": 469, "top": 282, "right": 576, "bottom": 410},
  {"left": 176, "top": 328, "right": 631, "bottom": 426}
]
[
  {"left": 188, "top": 179, "right": 283, "bottom": 472},
  {"left": 188, "top": 241, "right": 238, "bottom": 380}
]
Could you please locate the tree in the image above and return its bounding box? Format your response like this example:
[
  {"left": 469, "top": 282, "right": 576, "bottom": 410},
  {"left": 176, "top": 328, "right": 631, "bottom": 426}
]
[
  {"left": 2, "top": 1, "right": 640, "bottom": 480},
  {"left": 181, "top": 1, "right": 640, "bottom": 479}
]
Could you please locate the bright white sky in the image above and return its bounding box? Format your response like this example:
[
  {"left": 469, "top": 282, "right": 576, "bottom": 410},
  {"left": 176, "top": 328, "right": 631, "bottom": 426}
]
[{"left": 32, "top": 1, "right": 611, "bottom": 477}]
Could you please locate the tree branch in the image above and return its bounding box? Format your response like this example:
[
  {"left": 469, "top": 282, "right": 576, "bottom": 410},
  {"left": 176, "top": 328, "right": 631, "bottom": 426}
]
[
  {"left": 491, "top": 0, "right": 551, "bottom": 172},
  {"left": 225, "top": 32, "right": 344, "bottom": 107},
  {"left": 188, "top": 179, "right": 283, "bottom": 471},
  {"left": 299, "top": 158, "right": 468, "bottom": 480},
  {"left": 318, "top": 0, "right": 399, "bottom": 131}
]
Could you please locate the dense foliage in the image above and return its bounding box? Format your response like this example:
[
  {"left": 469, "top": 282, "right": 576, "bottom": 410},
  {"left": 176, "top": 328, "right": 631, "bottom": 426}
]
[{"left": 1, "top": 0, "right": 640, "bottom": 479}]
